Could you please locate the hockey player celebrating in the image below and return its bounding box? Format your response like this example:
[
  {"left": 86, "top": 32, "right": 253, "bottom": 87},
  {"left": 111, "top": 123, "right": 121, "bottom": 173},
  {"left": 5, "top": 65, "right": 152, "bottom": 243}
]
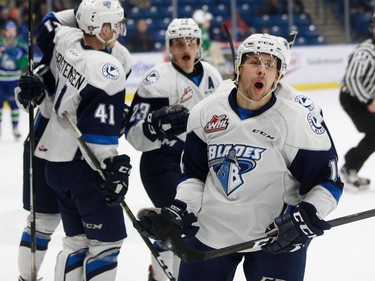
[
  {"left": 138, "top": 33, "right": 343, "bottom": 281},
  {"left": 16, "top": 0, "right": 132, "bottom": 280},
  {"left": 15, "top": 2, "right": 132, "bottom": 280},
  {"left": 125, "top": 18, "right": 222, "bottom": 280}
]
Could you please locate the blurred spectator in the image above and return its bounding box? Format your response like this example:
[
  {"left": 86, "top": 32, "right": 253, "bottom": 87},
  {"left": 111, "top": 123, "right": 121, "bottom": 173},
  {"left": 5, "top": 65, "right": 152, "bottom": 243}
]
[
  {"left": 128, "top": 0, "right": 150, "bottom": 8},
  {"left": 192, "top": 9, "right": 213, "bottom": 51},
  {"left": 258, "top": 0, "right": 286, "bottom": 15},
  {"left": 125, "top": 19, "right": 155, "bottom": 52},
  {"left": 291, "top": 0, "right": 305, "bottom": 14},
  {"left": 193, "top": 9, "right": 225, "bottom": 67},
  {"left": 0, "top": 6, "right": 16, "bottom": 27},
  {"left": 354, "top": 0, "right": 374, "bottom": 13}
]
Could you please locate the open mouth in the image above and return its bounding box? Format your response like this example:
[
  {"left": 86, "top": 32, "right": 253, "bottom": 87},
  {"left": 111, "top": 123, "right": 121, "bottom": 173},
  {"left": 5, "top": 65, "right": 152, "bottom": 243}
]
[
  {"left": 182, "top": 54, "right": 191, "bottom": 61},
  {"left": 254, "top": 82, "right": 264, "bottom": 90}
]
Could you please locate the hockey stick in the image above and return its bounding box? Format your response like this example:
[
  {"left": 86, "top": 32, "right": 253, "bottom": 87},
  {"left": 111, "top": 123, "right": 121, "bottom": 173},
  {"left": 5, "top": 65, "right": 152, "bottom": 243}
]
[
  {"left": 222, "top": 23, "right": 235, "bottom": 70},
  {"left": 27, "top": 0, "right": 37, "bottom": 279},
  {"left": 152, "top": 208, "right": 375, "bottom": 263},
  {"left": 62, "top": 112, "right": 176, "bottom": 281}
]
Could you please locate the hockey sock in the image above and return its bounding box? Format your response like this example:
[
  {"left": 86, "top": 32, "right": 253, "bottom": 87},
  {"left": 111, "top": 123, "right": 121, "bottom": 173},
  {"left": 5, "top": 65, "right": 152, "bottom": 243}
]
[
  {"left": 83, "top": 239, "right": 123, "bottom": 281},
  {"left": 18, "top": 213, "right": 60, "bottom": 280},
  {"left": 150, "top": 240, "right": 174, "bottom": 281},
  {"left": 55, "top": 235, "right": 89, "bottom": 281}
]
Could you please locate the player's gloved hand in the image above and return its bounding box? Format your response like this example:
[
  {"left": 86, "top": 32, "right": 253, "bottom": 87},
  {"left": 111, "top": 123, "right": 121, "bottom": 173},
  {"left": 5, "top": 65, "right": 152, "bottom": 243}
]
[
  {"left": 262, "top": 202, "right": 331, "bottom": 254},
  {"left": 161, "top": 199, "right": 199, "bottom": 237},
  {"left": 100, "top": 155, "right": 131, "bottom": 206},
  {"left": 134, "top": 207, "right": 162, "bottom": 240},
  {"left": 15, "top": 73, "right": 45, "bottom": 108},
  {"left": 136, "top": 199, "right": 199, "bottom": 239},
  {"left": 143, "top": 104, "right": 189, "bottom": 141}
]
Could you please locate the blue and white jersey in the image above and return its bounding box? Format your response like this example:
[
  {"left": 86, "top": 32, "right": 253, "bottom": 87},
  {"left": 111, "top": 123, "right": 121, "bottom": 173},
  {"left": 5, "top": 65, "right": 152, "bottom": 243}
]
[
  {"left": 175, "top": 86, "right": 343, "bottom": 251},
  {"left": 35, "top": 26, "right": 126, "bottom": 169},
  {"left": 125, "top": 60, "right": 222, "bottom": 153}
]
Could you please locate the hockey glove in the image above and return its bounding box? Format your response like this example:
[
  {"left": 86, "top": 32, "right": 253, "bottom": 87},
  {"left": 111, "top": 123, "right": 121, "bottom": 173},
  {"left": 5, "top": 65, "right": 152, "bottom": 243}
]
[
  {"left": 101, "top": 155, "right": 132, "bottom": 206},
  {"left": 143, "top": 104, "right": 189, "bottom": 141},
  {"left": 262, "top": 202, "right": 331, "bottom": 254},
  {"left": 136, "top": 200, "right": 199, "bottom": 240},
  {"left": 134, "top": 207, "right": 161, "bottom": 240},
  {"left": 15, "top": 72, "right": 46, "bottom": 108}
]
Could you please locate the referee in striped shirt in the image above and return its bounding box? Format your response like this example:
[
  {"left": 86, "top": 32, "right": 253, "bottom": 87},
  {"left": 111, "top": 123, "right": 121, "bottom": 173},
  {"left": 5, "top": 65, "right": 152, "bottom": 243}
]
[{"left": 339, "top": 13, "right": 375, "bottom": 190}]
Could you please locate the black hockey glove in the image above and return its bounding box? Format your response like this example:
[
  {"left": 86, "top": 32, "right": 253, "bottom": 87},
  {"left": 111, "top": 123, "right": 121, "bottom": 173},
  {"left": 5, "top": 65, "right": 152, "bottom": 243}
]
[
  {"left": 134, "top": 208, "right": 160, "bottom": 240},
  {"left": 15, "top": 72, "right": 46, "bottom": 108},
  {"left": 136, "top": 199, "right": 199, "bottom": 240},
  {"left": 262, "top": 202, "right": 331, "bottom": 254},
  {"left": 101, "top": 155, "right": 131, "bottom": 206},
  {"left": 143, "top": 104, "right": 189, "bottom": 141}
]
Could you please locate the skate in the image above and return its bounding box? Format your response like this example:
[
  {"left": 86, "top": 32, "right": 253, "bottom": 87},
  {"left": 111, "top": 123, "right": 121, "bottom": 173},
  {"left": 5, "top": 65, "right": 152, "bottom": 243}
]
[
  {"left": 13, "top": 127, "right": 21, "bottom": 140},
  {"left": 340, "top": 166, "right": 370, "bottom": 190}
]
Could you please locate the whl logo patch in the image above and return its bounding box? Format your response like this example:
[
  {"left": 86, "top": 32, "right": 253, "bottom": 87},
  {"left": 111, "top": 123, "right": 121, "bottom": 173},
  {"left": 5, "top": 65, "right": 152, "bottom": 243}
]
[{"left": 204, "top": 114, "right": 229, "bottom": 133}]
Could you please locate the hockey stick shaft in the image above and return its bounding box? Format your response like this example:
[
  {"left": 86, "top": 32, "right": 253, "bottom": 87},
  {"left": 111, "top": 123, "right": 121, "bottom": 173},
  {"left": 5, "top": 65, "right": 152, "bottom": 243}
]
[
  {"left": 153, "top": 207, "right": 375, "bottom": 263},
  {"left": 27, "top": 0, "right": 37, "bottom": 279},
  {"left": 62, "top": 112, "right": 176, "bottom": 281}
]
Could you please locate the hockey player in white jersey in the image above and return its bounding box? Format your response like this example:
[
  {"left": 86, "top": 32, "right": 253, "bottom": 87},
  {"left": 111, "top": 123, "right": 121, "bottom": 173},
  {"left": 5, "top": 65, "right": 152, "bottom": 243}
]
[
  {"left": 138, "top": 33, "right": 344, "bottom": 280},
  {"left": 125, "top": 18, "right": 222, "bottom": 280},
  {"left": 16, "top": 1, "right": 132, "bottom": 280}
]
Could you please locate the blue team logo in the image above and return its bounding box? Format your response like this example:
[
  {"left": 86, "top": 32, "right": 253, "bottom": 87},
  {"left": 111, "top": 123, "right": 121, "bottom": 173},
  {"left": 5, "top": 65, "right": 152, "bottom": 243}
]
[
  {"left": 294, "top": 95, "right": 315, "bottom": 111},
  {"left": 103, "top": 0, "right": 112, "bottom": 8},
  {"left": 143, "top": 70, "right": 160, "bottom": 85},
  {"left": 307, "top": 112, "right": 325, "bottom": 134},
  {"left": 210, "top": 145, "right": 266, "bottom": 196},
  {"left": 102, "top": 63, "right": 120, "bottom": 80}
]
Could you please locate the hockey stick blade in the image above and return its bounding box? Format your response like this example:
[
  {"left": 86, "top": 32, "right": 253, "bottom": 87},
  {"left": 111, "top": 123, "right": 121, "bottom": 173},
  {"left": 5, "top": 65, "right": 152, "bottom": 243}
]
[{"left": 153, "top": 208, "right": 375, "bottom": 263}]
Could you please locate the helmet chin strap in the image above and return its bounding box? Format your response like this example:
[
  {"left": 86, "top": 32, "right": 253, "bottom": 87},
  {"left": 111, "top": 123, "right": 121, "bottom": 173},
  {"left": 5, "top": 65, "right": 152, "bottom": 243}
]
[{"left": 96, "top": 32, "right": 117, "bottom": 49}]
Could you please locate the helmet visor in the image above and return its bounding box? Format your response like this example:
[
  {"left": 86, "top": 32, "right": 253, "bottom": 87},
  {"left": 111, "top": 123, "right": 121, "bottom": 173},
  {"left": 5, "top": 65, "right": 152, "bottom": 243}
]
[
  {"left": 117, "top": 18, "right": 127, "bottom": 36},
  {"left": 241, "top": 53, "right": 278, "bottom": 71}
]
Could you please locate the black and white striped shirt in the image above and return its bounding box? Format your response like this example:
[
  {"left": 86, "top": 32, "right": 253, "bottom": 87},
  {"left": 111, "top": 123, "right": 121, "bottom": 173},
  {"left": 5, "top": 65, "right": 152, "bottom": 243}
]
[{"left": 341, "top": 38, "right": 375, "bottom": 103}]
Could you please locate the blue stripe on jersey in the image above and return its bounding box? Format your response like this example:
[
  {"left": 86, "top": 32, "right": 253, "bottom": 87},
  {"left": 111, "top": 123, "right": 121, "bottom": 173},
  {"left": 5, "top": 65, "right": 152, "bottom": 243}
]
[
  {"left": 320, "top": 181, "right": 343, "bottom": 203},
  {"left": 83, "top": 133, "right": 118, "bottom": 145}
]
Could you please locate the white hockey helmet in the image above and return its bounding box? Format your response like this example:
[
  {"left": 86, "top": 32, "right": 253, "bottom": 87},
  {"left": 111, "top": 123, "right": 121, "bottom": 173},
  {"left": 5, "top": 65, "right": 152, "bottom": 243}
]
[
  {"left": 76, "top": 0, "right": 126, "bottom": 37},
  {"left": 165, "top": 18, "right": 202, "bottom": 60},
  {"left": 235, "top": 33, "right": 291, "bottom": 76}
]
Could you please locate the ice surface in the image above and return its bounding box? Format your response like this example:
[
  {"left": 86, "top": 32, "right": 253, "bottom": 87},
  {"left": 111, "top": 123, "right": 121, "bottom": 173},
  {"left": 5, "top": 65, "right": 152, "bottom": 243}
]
[{"left": 1, "top": 88, "right": 374, "bottom": 280}]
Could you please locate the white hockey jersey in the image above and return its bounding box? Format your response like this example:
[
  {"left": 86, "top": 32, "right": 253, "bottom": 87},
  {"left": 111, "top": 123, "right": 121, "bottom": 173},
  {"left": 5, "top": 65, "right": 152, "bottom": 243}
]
[
  {"left": 35, "top": 26, "right": 126, "bottom": 169},
  {"left": 126, "top": 61, "right": 222, "bottom": 153},
  {"left": 176, "top": 86, "right": 343, "bottom": 251}
]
